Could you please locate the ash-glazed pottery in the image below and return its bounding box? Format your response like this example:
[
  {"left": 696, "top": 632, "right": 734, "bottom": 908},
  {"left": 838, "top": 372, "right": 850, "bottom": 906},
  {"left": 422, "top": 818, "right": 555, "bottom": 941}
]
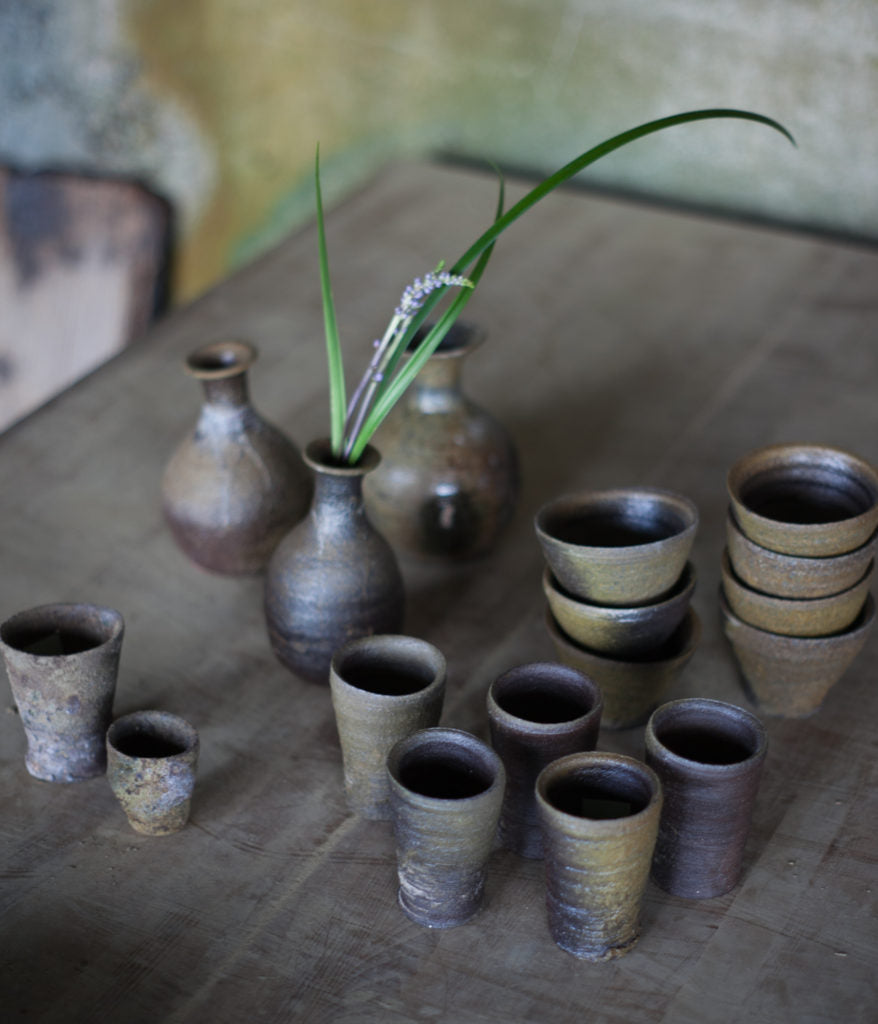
[
  {"left": 487, "top": 662, "right": 602, "bottom": 859},
  {"left": 645, "top": 698, "right": 767, "bottom": 899},
  {"left": 727, "top": 443, "right": 878, "bottom": 558},
  {"left": 0, "top": 602, "right": 124, "bottom": 782},
  {"left": 726, "top": 511, "right": 877, "bottom": 599},
  {"left": 546, "top": 607, "right": 700, "bottom": 729},
  {"left": 364, "top": 322, "right": 519, "bottom": 560},
  {"left": 162, "top": 340, "right": 312, "bottom": 574},
  {"left": 264, "top": 439, "right": 404, "bottom": 683},
  {"left": 543, "top": 562, "right": 695, "bottom": 657},
  {"left": 329, "top": 634, "right": 446, "bottom": 820},
  {"left": 387, "top": 727, "right": 505, "bottom": 928},
  {"left": 535, "top": 488, "right": 698, "bottom": 606},
  {"left": 720, "top": 549, "right": 872, "bottom": 638},
  {"left": 535, "top": 752, "right": 662, "bottom": 961},
  {"left": 720, "top": 590, "right": 875, "bottom": 717}
]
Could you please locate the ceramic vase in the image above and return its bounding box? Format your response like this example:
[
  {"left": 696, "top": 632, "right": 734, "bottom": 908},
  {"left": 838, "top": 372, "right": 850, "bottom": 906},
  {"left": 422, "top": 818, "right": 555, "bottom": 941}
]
[
  {"left": 364, "top": 323, "right": 519, "bottom": 559},
  {"left": 162, "top": 340, "right": 312, "bottom": 574},
  {"left": 265, "top": 439, "right": 405, "bottom": 683}
]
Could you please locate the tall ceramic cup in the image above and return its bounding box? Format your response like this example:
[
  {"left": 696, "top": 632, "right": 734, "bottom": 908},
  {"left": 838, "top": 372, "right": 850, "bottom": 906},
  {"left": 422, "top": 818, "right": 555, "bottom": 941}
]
[
  {"left": 329, "top": 634, "right": 446, "bottom": 820},
  {"left": 536, "top": 752, "right": 662, "bottom": 960},
  {"left": 387, "top": 728, "right": 505, "bottom": 928},
  {"left": 487, "top": 662, "right": 602, "bottom": 858},
  {"left": 644, "top": 697, "right": 767, "bottom": 898},
  {"left": 0, "top": 603, "right": 124, "bottom": 782}
]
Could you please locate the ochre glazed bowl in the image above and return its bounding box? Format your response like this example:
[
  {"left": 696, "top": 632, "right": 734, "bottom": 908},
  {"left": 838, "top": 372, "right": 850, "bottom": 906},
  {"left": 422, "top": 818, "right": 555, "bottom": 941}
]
[
  {"left": 542, "top": 563, "right": 695, "bottom": 658},
  {"left": 545, "top": 607, "right": 700, "bottom": 729},
  {"left": 535, "top": 488, "right": 698, "bottom": 607},
  {"left": 727, "top": 444, "right": 878, "bottom": 557},
  {"left": 720, "top": 590, "right": 875, "bottom": 717},
  {"left": 726, "top": 511, "right": 877, "bottom": 599},
  {"left": 720, "top": 549, "right": 872, "bottom": 638}
]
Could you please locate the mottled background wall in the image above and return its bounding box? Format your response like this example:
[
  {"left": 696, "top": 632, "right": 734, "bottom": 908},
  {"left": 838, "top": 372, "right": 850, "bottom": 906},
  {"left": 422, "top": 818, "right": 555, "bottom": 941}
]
[{"left": 1, "top": 0, "right": 876, "bottom": 302}]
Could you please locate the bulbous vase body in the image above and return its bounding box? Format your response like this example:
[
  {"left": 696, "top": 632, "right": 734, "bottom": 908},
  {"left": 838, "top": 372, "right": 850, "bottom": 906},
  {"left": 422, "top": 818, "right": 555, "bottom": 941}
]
[
  {"left": 364, "top": 324, "right": 519, "bottom": 559},
  {"left": 264, "top": 439, "right": 405, "bottom": 683},
  {"left": 161, "top": 340, "right": 312, "bottom": 574}
]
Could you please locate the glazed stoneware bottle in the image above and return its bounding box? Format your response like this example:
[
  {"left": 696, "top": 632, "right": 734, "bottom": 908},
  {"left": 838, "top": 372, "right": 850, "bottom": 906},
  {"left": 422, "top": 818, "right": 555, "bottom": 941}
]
[
  {"left": 162, "top": 340, "right": 312, "bottom": 574},
  {"left": 364, "top": 323, "right": 519, "bottom": 559},
  {"left": 264, "top": 439, "right": 405, "bottom": 683}
]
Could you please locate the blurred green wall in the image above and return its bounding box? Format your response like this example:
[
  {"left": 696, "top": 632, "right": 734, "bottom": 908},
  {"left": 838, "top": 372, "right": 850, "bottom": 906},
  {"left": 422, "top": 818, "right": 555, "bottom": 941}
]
[{"left": 2, "top": 1, "right": 875, "bottom": 300}]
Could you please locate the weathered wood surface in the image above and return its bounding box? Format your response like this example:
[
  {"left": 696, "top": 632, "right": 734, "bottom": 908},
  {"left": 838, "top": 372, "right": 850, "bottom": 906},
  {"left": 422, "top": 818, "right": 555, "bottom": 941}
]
[{"left": 1, "top": 162, "right": 876, "bottom": 1023}]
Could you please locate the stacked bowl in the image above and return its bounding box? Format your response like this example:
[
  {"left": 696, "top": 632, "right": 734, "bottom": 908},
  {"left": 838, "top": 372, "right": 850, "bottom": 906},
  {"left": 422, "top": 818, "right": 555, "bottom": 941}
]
[
  {"left": 721, "top": 443, "right": 878, "bottom": 717},
  {"left": 536, "top": 487, "right": 700, "bottom": 728}
]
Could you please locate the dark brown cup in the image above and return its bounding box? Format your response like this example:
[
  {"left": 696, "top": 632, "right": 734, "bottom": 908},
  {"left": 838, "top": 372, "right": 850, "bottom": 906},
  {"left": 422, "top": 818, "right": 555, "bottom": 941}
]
[
  {"left": 644, "top": 698, "right": 767, "bottom": 898},
  {"left": 487, "top": 662, "right": 602, "bottom": 859}
]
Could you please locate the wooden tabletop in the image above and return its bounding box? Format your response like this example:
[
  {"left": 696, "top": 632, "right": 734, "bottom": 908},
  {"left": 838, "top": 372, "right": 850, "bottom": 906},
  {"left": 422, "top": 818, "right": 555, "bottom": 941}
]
[{"left": 2, "top": 161, "right": 876, "bottom": 1023}]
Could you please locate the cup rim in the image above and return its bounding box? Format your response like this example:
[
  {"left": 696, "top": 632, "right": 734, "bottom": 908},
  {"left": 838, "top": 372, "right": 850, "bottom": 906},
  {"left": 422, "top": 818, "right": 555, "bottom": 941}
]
[
  {"left": 107, "top": 710, "right": 199, "bottom": 760},
  {"left": 386, "top": 727, "right": 505, "bottom": 806},
  {"left": 329, "top": 634, "right": 446, "bottom": 702},
  {"left": 645, "top": 697, "right": 767, "bottom": 773},
  {"left": 487, "top": 661, "right": 603, "bottom": 732},
  {"left": 0, "top": 602, "right": 124, "bottom": 657}
]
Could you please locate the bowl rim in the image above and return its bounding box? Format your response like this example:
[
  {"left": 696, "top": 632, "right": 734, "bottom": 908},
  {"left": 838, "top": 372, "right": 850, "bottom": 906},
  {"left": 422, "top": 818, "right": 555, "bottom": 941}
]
[
  {"left": 719, "top": 588, "right": 876, "bottom": 647},
  {"left": 720, "top": 548, "right": 874, "bottom": 610},
  {"left": 542, "top": 562, "right": 696, "bottom": 617}
]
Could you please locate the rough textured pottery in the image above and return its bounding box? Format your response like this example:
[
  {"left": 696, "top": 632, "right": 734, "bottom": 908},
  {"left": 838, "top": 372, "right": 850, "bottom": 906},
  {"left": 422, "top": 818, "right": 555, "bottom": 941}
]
[
  {"left": 265, "top": 439, "right": 405, "bottom": 683},
  {"left": 535, "top": 488, "right": 698, "bottom": 606},
  {"left": 387, "top": 727, "right": 505, "bottom": 928},
  {"left": 720, "top": 590, "right": 875, "bottom": 716},
  {"left": 543, "top": 562, "right": 695, "bottom": 657},
  {"left": 0, "top": 603, "right": 124, "bottom": 782},
  {"left": 727, "top": 443, "right": 878, "bottom": 557},
  {"left": 645, "top": 698, "right": 767, "bottom": 899},
  {"left": 162, "top": 340, "right": 312, "bottom": 574},
  {"left": 546, "top": 607, "right": 700, "bottom": 729},
  {"left": 726, "top": 511, "right": 877, "bottom": 599},
  {"left": 721, "top": 548, "right": 872, "bottom": 638},
  {"left": 106, "top": 711, "right": 199, "bottom": 835},
  {"left": 535, "top": 752, "right": 662, "bottom": 961},
  {"left": 329, "top": 634, "right": 446, "bottom": 819},
  {"left": 487, "top": 662, "right": 602, "bottom": 859},
  {"left": 363, "top": 323, "right": 519, "bottom": 559}
]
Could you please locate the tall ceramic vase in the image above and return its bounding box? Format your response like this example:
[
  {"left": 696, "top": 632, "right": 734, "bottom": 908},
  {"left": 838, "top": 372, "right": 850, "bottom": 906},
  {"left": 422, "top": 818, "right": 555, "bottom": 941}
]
[
  {"left": 264, "top": 439, "right": 405, "bottom": 683},
  {"left": 162, "top": 340, "right": 312, "bottom": 574},
  {"left": 364, "top": 323, "right": 519, "bottom": 559}
]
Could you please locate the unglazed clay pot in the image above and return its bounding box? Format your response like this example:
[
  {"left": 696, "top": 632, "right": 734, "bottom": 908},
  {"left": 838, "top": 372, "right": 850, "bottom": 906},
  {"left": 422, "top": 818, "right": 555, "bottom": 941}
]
[
  {"left": 264, "top": 440, "right": 405, "bottom": 683},
  {"left": 162, "top": 340, "right": 312, "bottom": 574},
  {"left": 363, "top": 323, "right": 519, "bottom": 559}
]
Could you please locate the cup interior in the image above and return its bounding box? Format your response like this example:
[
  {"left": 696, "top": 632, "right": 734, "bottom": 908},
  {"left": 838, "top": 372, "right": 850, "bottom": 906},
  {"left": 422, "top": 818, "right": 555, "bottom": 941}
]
[
  {"left": 1, "top": 605, "right": 121, "bottom": 656},
  {"left": 491, "top": 665, "right": 597, "bottom": 724},
  {"left": 736, "top": 463, "right": 876, "bottom": 526},
  {"left": 543, "top": 761, "right": 653, "bottom": 820},
  {"left": 335, "top": 642, "right": 441, "bottom": 697},
  {"left": 108, "top": 714, "right": 196, "bottom": 760},
  {"left": 540, "top": 495, "right": 688, "bottom": 548},
  {"left": 652, "top": 703, "right": 762, "bottom": 766},
  {"left": 393, "top": 738, "right": 496, "bottom": 800}
]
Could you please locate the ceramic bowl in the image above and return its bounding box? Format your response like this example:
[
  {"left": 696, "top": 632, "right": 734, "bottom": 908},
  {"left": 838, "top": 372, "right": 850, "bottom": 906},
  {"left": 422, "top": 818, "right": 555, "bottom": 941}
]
[
  {"left": 727, "top": 444, "right": 878, "bottom": 557},
  {"left": 720, "top": 549, "right": 872, "bottom": 638},
  {"left": 545, "top": 607, "right": 700, "bottom": 730},
  {"left": 726, "top": 511, "right": 877, "bottom": 599},
  {"left": 534, "top": 488, "right": 698, "bottom": 607},
  {"left": 720, "top": 590, "right": 875, "bottom": 718},
  {"left": 542, "top": 562, "right": 695, "bottom": 658}
]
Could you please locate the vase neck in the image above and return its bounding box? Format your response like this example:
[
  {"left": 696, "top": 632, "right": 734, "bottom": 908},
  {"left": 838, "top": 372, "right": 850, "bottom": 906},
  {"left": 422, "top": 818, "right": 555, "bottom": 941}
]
[
  {"left": 311, "top": 467, "right": 368, "bottom": 529},
  {"left": 200, "top": 373, "right": 250, "bottom": 409},
  {"left": 409, "top": 354, "right": 466, "bottom": 412}
]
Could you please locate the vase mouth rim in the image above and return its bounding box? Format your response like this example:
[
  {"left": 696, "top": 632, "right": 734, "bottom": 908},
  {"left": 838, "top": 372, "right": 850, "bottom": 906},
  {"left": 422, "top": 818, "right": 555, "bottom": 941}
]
[
  {"left": 407, "top": 321, "right": 486, "bottom": 359},
  {"left": 185, "top": 340, "right": 257, "bottom": 380},
  {"left": 304, "top": 438, "right": 380, "bottom": 475}
]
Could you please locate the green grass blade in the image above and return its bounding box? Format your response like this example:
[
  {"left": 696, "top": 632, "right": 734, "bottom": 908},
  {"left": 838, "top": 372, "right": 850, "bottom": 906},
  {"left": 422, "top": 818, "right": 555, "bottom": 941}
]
[{"left": 315, "top": 146, "right": 346, "bottom": 457}]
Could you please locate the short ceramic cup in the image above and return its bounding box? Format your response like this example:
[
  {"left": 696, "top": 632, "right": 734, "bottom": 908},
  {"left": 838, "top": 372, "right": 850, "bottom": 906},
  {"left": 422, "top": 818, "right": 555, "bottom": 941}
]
[
  {"left": 542, "top": 562, "right": 696, "bottom": 657},
  {"left": 106, "top": 711, "right": 199, "bottom": 836},
  {"left": 386, "top": 727, "right": 505, "bottom": 928},
  {"left": 720, "top": 549, "right": 872, "bottom": 638},
  {"left": 546, "top": 607, "right": 700, "bottom": 729},
  {"left": 0, "top": 602, "right": 125, "bottom": 782},
  {"left": 644, "top": 698, "right": 767, "bottom": 899},
  {"left": 487, "top": 662, "right": 603, "bottom": 859},
  {"left": 727, "top": 443, "right": 878, "bottom": 557},
  {"left": 534, "top": 487, "right": 698, "bottom": 607},
  {"left": 720, "top": 590, "right": 875, "bottom": 717},
  {"left": 535, "top": 752, "right": 662, "bottom": 961},
  {"left": 726, "top": 511, "right": 877, "bottom": 599},
  {"left": 329, "top": 634, "right": 446, "bottom": 820}
]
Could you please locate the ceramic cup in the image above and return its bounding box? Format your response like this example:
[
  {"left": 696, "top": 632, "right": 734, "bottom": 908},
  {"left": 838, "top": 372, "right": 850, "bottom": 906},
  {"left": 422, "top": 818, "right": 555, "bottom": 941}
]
[
  {"left": 329, "top": 634, "right": 446, "bottom": 819},
  {"left": 644, "top": 698, "right": 767, "bottom": 898},
  {"left": 386, "top": 727, "right": 505, "bottom": 928},
  {"left": 487, "top": 662, "right": 602, "bottom": 858},
  {"left": 106, "top": 711, "right": 199, "bottom": 836},
  {"left": 0, "top": 602, "right": 125, "bottom": 782},
  {"left": 536, "top": 752, "right": 662, "bottom": 961}
]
